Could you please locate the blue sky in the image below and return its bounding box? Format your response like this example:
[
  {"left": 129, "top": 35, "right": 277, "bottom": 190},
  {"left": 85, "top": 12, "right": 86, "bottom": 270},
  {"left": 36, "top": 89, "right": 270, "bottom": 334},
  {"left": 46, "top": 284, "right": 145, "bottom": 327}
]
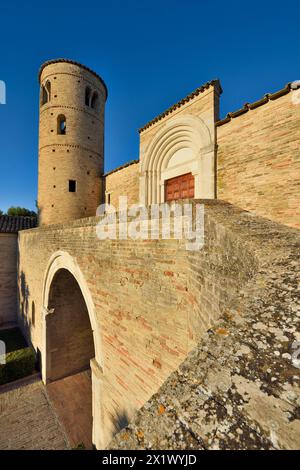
[{"left": 0, "top": 0, "right": 299, "bottom": 212}]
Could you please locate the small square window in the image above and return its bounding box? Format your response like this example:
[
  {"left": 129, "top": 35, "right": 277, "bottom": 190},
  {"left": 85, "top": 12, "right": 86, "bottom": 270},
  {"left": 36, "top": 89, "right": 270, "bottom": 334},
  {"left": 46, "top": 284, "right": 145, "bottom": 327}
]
[{"left": 69, "top": 180, "right": 77, "bottom": 192}]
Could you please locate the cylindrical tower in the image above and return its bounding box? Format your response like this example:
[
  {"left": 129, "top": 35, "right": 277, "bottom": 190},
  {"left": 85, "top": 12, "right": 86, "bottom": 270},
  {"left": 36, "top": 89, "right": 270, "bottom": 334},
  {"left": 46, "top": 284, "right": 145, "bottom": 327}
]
[{"left": 37, "top": 59, "right": 107, "bottom": 225}]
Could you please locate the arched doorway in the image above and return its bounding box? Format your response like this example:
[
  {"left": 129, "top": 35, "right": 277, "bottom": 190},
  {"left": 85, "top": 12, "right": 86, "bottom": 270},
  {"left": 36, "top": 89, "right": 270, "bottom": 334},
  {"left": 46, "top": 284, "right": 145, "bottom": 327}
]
[
  {"left": 139, "top": 114, "right": 215, "bottom": 205},
  {"left": 45, "top": 268, "right": 94, "bottom": 448},
  {"left": 46, "top": 268, "right": 95, "bottom": 381},
  {"left": 41, "top": 252, "right": 104, "bottom": 449}
]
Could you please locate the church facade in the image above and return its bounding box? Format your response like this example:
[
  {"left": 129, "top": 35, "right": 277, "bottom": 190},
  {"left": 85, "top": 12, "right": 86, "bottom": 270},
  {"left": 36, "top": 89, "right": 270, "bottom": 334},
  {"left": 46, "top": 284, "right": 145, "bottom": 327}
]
[{"left": 0, "top": 59, "right": 299, "bottom": 449}]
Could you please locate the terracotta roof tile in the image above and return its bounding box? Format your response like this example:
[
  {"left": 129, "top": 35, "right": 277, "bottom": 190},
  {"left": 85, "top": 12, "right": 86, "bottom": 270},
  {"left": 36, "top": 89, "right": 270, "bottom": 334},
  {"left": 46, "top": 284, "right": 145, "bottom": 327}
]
[
  {"left": 0, "top": 216, "right": 37, "bottom": 234},
  {"left": 216, "top": 82, "right": 299, "bottom": 127}
]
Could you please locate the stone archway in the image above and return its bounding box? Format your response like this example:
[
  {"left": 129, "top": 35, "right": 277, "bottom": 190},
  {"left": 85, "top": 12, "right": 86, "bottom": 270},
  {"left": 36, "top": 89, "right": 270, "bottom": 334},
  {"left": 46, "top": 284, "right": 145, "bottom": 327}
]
[
  {"left": 139, "top": 114, "right": 215, "bottom": 206},
  {"left": 41, "top": 251, "right": 104, "bottom": 449}
]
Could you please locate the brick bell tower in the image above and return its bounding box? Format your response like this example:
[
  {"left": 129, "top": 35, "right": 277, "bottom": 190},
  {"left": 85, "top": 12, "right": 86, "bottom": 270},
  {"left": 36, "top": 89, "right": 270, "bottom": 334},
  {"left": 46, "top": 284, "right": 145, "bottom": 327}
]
[{"left": 37, "top": 59, "right": 107, "bottom": 225}]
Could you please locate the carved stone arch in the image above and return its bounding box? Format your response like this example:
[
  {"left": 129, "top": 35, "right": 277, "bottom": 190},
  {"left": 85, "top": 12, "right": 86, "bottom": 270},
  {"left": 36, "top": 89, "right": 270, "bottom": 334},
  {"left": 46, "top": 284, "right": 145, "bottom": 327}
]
[
  {"left": 161, "top": 138, "right": 196, "bottom": 172},
  {"left": 140, "top": 115, "right": 215, "bottom": 205},
  {"left": 42, "top": 250, "right": 103, "bottom": 376},
  {"left": 142, "top": 115, "right": 212, "bottom": 172}
]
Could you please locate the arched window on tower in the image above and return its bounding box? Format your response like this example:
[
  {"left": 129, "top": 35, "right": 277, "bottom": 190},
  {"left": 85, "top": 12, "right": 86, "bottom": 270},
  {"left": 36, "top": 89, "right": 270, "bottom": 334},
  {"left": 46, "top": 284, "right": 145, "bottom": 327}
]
[
  {"left": 41, "top": 86, "right": 47, "bottom": 105},
  {"left": 57, "top": 114, "right": 66, "bottom": 135},
  {"left": 91, "top": 92, "right": 99, "bottom": 110},
  {"left": 85, "top": 87, "right": 91, "bottom": 106},
  {"left": 46, "top": 81, "right": 51, "bottom": 101},
  {"left": 41, "top": 80, "right": 51, "bottom": 106}
]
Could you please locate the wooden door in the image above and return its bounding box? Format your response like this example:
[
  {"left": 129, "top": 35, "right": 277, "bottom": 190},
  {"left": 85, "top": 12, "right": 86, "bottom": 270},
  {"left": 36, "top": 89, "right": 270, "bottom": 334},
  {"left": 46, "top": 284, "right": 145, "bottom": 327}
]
[{"left": 165, "top": 173, "right": 194, "bottom": 201}]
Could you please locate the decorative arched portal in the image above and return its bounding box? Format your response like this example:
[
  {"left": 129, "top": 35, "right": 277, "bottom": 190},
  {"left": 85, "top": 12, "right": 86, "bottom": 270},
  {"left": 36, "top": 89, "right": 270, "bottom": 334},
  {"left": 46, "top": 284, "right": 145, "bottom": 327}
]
[
  {"left": 140, "top": 115, "right": 215, "bottom": 206},
  {"left": 41, "top": 251, "right": 104, "bottom": 449}
]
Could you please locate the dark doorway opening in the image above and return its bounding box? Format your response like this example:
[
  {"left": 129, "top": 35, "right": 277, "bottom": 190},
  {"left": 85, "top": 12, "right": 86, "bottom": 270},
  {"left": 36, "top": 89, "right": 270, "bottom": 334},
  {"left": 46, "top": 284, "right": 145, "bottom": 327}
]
[{"left": 45, "top": 269, "right": 94, "bottom": 449}]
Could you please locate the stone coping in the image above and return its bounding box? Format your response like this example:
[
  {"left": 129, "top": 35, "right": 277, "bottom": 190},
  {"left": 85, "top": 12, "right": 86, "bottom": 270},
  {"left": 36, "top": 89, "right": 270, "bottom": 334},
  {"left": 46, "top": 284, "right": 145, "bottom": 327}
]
[
  {"left": 109, "top": 202, "right": 300, "bottom": 450},
  {"left": 38, "top": 58, "right": 108, "bottom": 99},
  {"left": 20, "top": 200, "right": 299, "bottom": 252},
  {"left": 216, "top": 81, "right": 300, "bottom": 127}
]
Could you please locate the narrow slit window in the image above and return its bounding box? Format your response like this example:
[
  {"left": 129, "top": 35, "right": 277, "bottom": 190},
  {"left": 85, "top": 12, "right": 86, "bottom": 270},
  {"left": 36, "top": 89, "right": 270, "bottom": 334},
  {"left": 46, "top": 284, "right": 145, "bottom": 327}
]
[
  {"left": 32, "top": 301, "right": 35, "bottom": 327},
  {"left": 41, "top": 80, "right": 51, "bottom": 105},
  {"left": 69, "top": 180, "right": 76, "bottom": 192},
  {"left": 46, "top": 81, "right": 51, "bottom": 100},
  {"left": 57, "top": 115, "right": 66, "bottom": 135},
  {"left": 85, "top": 87, "right": 91, "bottom": 106},
  {"left": 41, "top": 86, "right": 47, "bottom": 105}
]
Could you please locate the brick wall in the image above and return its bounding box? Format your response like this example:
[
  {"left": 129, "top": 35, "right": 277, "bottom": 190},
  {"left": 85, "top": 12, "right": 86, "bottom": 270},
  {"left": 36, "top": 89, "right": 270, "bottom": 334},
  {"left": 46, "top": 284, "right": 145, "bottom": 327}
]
[
  {"left": 18, "top": 201, "right": 267, "bottom": 446},
  {"left": 110, "top": 204, "right": 300, "bottom": 449},
  {"left": 217, "top": 91, "right": 300, "bottom": 228},
  {"left": 105, "top": 161, "right": 140, "bottom": 207},
  {"left": 0, "top": 234, "right": 17, "bottom": 325}
]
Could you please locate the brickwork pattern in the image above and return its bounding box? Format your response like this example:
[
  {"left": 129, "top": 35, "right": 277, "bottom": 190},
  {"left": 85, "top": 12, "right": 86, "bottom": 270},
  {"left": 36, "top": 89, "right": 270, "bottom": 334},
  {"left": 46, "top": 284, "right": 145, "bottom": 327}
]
[
  {"left": 110, "top": 205, "right": 300, "bottom": 450},
  {"left": 217, "top": 92, "right": 300, "bottom": 228},
  {"left": 0, "top": 378, "right": 69, "bottom": 449},
  {"left": 105, "top": 161, "right": 140, "bottom": 207},
  {"left": 18, "top": 200, "right": 259, "bottom": 446}
]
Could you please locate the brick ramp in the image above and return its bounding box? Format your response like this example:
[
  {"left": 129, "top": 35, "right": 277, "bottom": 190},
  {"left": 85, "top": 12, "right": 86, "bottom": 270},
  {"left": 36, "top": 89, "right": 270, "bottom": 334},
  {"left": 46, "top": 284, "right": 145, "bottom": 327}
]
[
  {"left": 0, "top": 377, "right": 70, "bottom": 450},
  {"left": 46, "top": 370, "right": 93, "bottom": 449}
]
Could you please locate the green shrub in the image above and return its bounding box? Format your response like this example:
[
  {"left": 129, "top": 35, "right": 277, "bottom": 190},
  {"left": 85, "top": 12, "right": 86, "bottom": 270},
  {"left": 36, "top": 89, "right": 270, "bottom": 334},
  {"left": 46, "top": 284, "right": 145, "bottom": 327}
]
[
  {"left": 0, "top": 347, "right": 36, "bottom": 385},
  {"left": 73, "top": 443, "right": 86, "bottom": 450},
  {"left": 0, "top": 327, "right": 27, "bottom": 353}
]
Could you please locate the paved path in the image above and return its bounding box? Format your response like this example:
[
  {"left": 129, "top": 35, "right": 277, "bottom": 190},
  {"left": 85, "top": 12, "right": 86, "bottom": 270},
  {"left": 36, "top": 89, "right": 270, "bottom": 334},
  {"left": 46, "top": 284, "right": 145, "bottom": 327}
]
[
  {"left": 0, "top": 376, "right": 70, "bottom": 450},
  {"left": 46, "top": 370, "right": 93, "bottom": 449}
]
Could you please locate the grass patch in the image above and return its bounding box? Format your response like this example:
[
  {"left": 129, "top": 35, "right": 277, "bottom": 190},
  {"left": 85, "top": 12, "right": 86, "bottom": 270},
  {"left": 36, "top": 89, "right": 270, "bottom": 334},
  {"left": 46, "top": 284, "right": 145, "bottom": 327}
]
[{"left": 0, "top": 327, "right": 36, "bottom": 385}]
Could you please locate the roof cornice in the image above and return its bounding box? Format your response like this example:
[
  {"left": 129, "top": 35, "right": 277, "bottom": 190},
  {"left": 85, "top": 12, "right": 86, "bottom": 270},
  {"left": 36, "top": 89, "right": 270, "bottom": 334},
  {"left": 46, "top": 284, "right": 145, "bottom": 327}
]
[
  {"left": 0, "top": 215, "right": 37, "bottom": 233},
  {"left": 139, "top": 79, "right": 222, "bottom": 134},
  {"left": 216, "top": 82, "right": 299, "bottom": 127},
  {"left": 39, "top": 58, "right": 108, "bottom": 100}
]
